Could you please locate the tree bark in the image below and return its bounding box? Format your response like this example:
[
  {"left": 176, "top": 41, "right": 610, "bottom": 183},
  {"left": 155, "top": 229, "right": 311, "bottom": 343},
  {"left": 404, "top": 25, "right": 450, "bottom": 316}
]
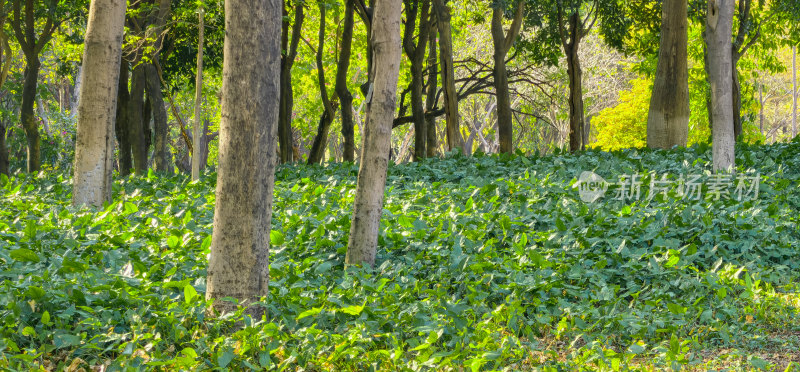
[
  {"left": 278, "top": 0, "right": 304, "bottom": 163},
  {"left": 563, "top": 13, "right": 585, "bottom": 153},
  {"left": 793, "top": 45, "right": 797, "bottom": 139},
  {"left": 647, "top": 0, "right": 689, "bottom": 149},
  {"left": 72, "top": 0, "right": 127, "bottom": 207},
  {"left": 403, "top": 0, "right": 431, "bottom": 161},
  {"left": 144, "top": 64, "right": 170, "bottom": 173},
  {"left": 492, "top": 1, "right": 524, "bottom": 154},
  {"left": 432, "top": 0, "right": 463, "bottom": 154},
  {"left": 706, "top": 0, "right": 736, "bottom": 171},
  {"left": 307, "top": 4, "right": 339, "bottom": 165},
  {"left": 0, "top": 123, "right": 7, "bottom": 176},
  {"left": 337, "top": 0, "right": 356, "bottom": 162},
  {"left": 205, "top": 0, "right": 280, "bottom": 317},
  {"left": 191, "top": 7, "right": 205, "bottom": 180},
  {"left": 128, "top": 65, "right": 148, "bottom": 174},
  {"left": 115, "top": 59, "right": 132, "bottom": 176},
  {"left": 21, "top": 60, "right": 41, "bottom": 172},
  {"left": 346, "top": 0, "right": 402, "bottom": 267},
  {"left": 426, "top": 23, "right": 439, "bottom": 157}
]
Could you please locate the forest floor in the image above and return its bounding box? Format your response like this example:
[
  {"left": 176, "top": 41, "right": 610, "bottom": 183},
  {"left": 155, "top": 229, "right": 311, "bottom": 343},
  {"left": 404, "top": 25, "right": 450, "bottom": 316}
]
[{"left": 1, "top": 141, "right": 799, "bottom": 371}]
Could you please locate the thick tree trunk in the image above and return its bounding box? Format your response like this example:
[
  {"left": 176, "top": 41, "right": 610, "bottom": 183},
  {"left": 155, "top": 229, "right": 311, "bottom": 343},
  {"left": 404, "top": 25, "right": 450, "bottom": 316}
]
[
  {"left": 128, "top": 65, "right": 148, "bottom": 174},
  {"left": 205, "top": 0, "right": 280, "bottom": 317},
  {"left": 192, "top": 7, "right": 205, "bottom": 180},
  {"left": 116, "top": 60, "right": 132, "bottom": 176},
  {"left": 492, "top": 2, "right": 524, "bottom": 154},
  {"left": 432, "top": 0, "right": 463, "bottom": 154},
  {"left": 278, "top": 1, "right": 304, "bottom": 163},
  {"left": 307, "top": 4, "right": 338, "bottom": 165},
  {"left": 647, "top": 0, "right": 689, "bottom": 149},
  {"left": 21, "top": 59, "right": 41, "bottom": 172},
  {"left": 338, "top": 0, "right": 356, "bottom": 162},
  {"left": 144, "top": 64, "right": 170, "bottom": 173},
  {"left": 72, "top": 0, "right": 127, "bottom": 207},
  {"left": 426, "top": 24, "right": 439, "bottom": 157},
  {"left": 563, "top": 14, "right": 585, "bottom": 153},
  {"left": 346, "top": 0, "right": 402, "bottom": 267},
  {"left": 706, "top": 0, "right": 736, "bottom": 171}
]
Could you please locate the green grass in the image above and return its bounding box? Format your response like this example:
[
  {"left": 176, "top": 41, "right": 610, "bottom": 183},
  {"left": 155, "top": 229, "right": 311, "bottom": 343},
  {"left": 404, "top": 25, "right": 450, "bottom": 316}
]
[{"left": 1, "top": 142, "right": 799, "bottom": 371}]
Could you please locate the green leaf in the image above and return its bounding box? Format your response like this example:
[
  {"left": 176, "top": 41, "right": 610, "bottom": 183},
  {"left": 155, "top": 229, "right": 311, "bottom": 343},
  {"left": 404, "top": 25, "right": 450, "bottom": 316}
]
[
  {"left": 297, "top": 307, "right": 323, "bottom": 320},
  {"left": 10, "top": 248, "right": 40, "bottom": 263},
  {"left": 217, "top": 349, "right": 234, "bottom": 368},
  {"left": 338, "top": 305, "right": 364, "bottom": 316},
  {"left": 270, "top": 230, "right": 284, "bottom": 246},
  {"left": 21, "top": 327, "right": 36, "bottom": 337},
  {"left": 184, "top": 284, "right": 198, "bottom": 304},
  {"left": 41, "top": 311, "right": 51, "bottom": 325}
]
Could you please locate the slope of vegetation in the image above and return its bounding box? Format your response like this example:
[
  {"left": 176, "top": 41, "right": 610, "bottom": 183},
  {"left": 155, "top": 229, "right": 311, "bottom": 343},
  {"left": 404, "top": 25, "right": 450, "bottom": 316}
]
[{"left": 1, "top": 142, "right": 799, "bottom": 371}]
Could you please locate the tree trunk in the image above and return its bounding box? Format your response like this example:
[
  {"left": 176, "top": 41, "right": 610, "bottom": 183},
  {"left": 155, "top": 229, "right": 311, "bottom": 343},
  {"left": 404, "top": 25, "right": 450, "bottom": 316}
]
[
  {"left": 144, "top": 64, "right": 170, "bottom": 173},
  {"left": 426, "top": 24, "right": 438, "bottom": 157},
  {"left": 192, "top": 7, "right": 205, "bottom": 180},
  {"left": 492, "top": 2, "right": 524, "bottom": 154},
  {"left": 72, "top": 0, "right": 127, "bottom": 207},
  {"left": 432, "top": 0, "right": 463, "bottom": 154},
  {"left": 0, "top": 123, "right": 7, "bottom": 176},
  {"left": 346, "top": 0, "right": 402, "bottom": 267},
  {"left": 337, "top": 0, "right": 356, "bottom": 162},
  {"left": 21, "top": 59, "right": 41, "bottom": 172},
  {"left": 205, "top": 0, "right": 280, "bottom": 317},
  {"left": 128, "top": 65, "right": 148, "bottom": 174},
  {"left": 563, "top": 13, "right": 585, "bottom": 153},
  {"left": 403, "top": 0, "right": 431, "bottom": 161},
  {"left": 278, "top": 0, "right": 304, "bottom": 164},
  {"left": 706, "top": 0, "right": 736, "bottom": 171},
  {"left": 116, "top": 59, "right": 132, "bottom": 176},
  {"left": 793, "top": 45, "right": 797, "bottom": 139},
  {"left": 647, "top": 0, "right": 689, "bottom": 149},
  {"left": 731, "top": 54, "right": 742, "bottom": 139},
  {"left": 307, "top": 4, "right": 338, "bottom": 165}
]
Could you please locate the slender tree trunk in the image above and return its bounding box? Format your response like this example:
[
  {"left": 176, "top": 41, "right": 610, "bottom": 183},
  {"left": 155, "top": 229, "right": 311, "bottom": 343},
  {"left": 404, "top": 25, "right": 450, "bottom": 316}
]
[
  {"left": 21, "top": 58, "right": 41, "bottom": 172},
  {"left": 403, "top": 0, "right": 431, "bottom": 161},
  {"left": 563, "top": 13, "right": 585, "bottom": 153},
  {"left": 144, "top": 64, "right": 170, "bottom": 173},
  {"left": 278, "top": 1, "right": 304, "bottom": 163},
  {"left": 205, "top": 0, "right": 281, "bottom": 317},
  {"left": 128, "top": 65, "right": 148, "bottom": 174},
  {"left": 706, "top": 0, "right": 735, "bottom": 171},
  {"left": 307, "top": 4, "right": 339, "bottom": 165},
  {"left": 731, "top": 55, "right": 742, "bottom": 139},
  {"left": 793, "top": 45, "right": 797, "bottom": 139},
  {"left": 192, "top": 7, "right": 205, "bottom": 180},
  {"left": 492, "top": 2, "right": 524, "bottom": 154},
  {"left": 346, "top": 0, "right": 402, "bottom": 267},
  {"left": 338, "top": 0, "right": 356, "bottom": 162},
  {"left": 647, "top": 0, "right": 689, "bottom": 149},
  {"left": 72, "top": 0, "right": 127, "bottom": 207},
  {"left": 758, "top": 81, "right": 763, "bottom": 136},
  {"left": 432, "top": 0, "right": 463, "bottom": 154},
  {"left": 426, "top": 24, "right": 438, "bottom": 157},
  {"left": 116, "top": 60, "right": 132, "bottom": 176},
  {"left": 0, "top": 123, "right": 7, "bottom": 176}
]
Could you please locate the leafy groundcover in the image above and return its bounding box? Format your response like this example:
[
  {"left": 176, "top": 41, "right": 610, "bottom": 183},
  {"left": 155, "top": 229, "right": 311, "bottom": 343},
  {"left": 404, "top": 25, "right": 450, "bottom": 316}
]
[{"left": 1, "top": 142, "right": 799, "bottom": 371}]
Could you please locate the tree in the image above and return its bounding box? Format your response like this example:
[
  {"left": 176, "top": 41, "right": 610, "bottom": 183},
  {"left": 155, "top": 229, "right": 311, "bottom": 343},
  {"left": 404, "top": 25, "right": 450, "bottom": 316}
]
[
  {"left": 337, "top": 0, "right": 357, "bottom": 162},
  {"left": 191, "top": 5, "right": 205, "bottom": 180},
  {"left": 72, "top": 0, "right": 127, "bottom": 207},
  {"left": 706, "top": 0, "right": 735, "bottom": 171},
  {"left": 524, "top": 0, "right": 629, "bottom": 152},
  {"left": 10, "top": 0, "right": 80, "bottom": 172},
  {"left": 492, "top": 0, "right": 525, "bottom": 154},
  {"left": 432, "top": 0, "right": 464, "bottom": 153},
  {"left": 0, "top": 3, "right": 11, "bottom": 176},
  {"left": 205, "top": 0, "right": 281, "bottom": 316},
  {"left": 307, "top": 2, "right": 340, "bottom": 165},
  {"left": 646, "top": 0, "right": 689, "bottom": 149},
  {"left": 346, "top": 0, "right": 402, "bottom": 266},
  {"left": 278, "top": 0, "right": 304, "bottom": 163},
  {"left": 402, "top": 0, "right": 432, "bottom": 160}
]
